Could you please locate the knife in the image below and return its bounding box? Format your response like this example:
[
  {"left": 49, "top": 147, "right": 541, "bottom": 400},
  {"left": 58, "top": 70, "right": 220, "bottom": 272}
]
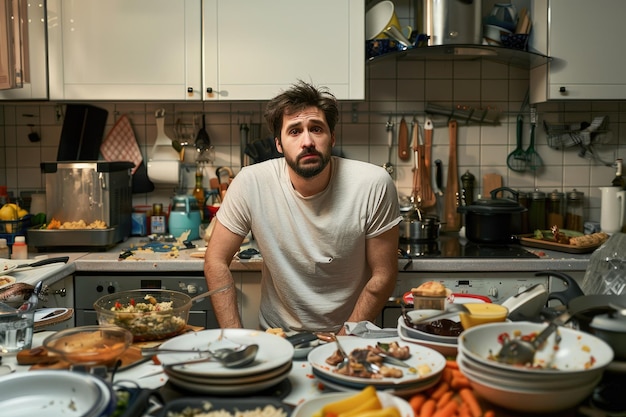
[
  {"left": 376, "top": 352, "right": 412, "bottom": 368},
  {"left": 14, "top": 256, "right": 70, "bottom": 271},
  {"left": 434, "top": 159, "right": 445, "bottom": 221}
]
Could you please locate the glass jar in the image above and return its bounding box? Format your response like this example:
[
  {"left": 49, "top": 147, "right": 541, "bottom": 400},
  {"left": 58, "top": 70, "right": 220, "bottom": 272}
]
[
  {"left": 517, "top": 190, "right": 530, "bottom": 234},
  {"left": 528, "top": 189, "right": 546, "bottom": 231},
  {"left": 565, "top": 189, "right": 585, "bottom": 232},
  {"left": 546, "top": 189, "right": 565, "bottom": 229}
]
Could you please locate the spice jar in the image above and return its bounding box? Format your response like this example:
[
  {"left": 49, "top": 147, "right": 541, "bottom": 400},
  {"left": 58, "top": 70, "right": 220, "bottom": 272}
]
[
  {"left": 546, "top": 189, "right": 565, "bottom": 229},
  {"left": 528, "top": 189, "right": 546, "bottom": 231},
  {"left": 565, "top": 189, "right": 585, "bottom": 232}
]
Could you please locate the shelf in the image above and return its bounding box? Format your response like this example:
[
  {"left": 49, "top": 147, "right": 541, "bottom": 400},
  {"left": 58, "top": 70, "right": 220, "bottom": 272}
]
[{"left": 367, "top": 44, "right": 551, "bottom": 69}]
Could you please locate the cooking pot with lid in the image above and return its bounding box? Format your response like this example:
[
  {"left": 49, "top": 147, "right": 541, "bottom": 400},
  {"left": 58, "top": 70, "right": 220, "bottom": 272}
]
[{"left": 458, "top": 187, "right": 526, "bottom": 244}]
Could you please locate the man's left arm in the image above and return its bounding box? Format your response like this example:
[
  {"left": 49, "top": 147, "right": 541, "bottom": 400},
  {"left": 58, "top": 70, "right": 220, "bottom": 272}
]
[{"left": 339, "top": 226, "right": 399, "bottom": 335}]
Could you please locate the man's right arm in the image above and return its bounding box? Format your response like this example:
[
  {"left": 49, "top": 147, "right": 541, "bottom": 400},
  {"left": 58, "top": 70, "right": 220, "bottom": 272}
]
[{"left": 203, "top": 220, "right": 246, "bottom": 328}]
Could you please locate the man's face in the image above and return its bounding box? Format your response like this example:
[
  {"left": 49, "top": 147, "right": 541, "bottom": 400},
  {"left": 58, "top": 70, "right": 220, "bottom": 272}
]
[{"left": 276, "top": 106, "right": 335, "bottom": 179}]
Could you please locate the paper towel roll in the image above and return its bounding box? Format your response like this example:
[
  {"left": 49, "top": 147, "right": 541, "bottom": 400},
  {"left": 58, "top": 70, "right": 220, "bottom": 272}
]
[{"left": 147, "top": 160, "right": 180, "bottom": 184}]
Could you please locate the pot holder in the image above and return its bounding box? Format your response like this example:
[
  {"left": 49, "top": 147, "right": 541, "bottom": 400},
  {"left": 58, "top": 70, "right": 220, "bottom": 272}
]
[{"left": 100, "top": 114, "right": 143, "bottom": 174}]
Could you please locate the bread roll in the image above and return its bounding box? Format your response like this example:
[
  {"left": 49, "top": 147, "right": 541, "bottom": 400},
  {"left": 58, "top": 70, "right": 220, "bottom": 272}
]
[{"left": 412, "top": 281, "right": 447, "bottom": 297}]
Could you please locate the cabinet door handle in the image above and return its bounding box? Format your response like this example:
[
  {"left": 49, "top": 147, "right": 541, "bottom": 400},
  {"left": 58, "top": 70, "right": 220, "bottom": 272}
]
[
  {"left": 559, "top": 86, "right": 567, "bottom": 93},
  {"left": 187, "top": 87, "right": 194, "bottom": 93}
]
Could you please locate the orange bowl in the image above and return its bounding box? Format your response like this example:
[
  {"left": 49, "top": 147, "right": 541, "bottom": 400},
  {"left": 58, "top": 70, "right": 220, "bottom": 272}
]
[{"left": 43, "top": 325, "right": 132, "bottom": 366}]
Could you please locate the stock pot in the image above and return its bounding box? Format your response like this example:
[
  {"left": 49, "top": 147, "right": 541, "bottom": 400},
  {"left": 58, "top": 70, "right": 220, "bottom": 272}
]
[{"left": 458, "top": 187, "right": 526, "bottom": 244}]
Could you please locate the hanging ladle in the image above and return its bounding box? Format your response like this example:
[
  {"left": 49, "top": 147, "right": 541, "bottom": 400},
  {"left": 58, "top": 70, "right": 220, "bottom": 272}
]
[{"left": 383, "top": 117, "right": 394, "bottom": 175}]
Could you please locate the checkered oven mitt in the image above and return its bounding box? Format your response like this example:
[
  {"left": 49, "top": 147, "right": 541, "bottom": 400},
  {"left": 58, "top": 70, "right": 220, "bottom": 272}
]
[{"left": 100, "top": 114, "right": 143, "bottom": 174}]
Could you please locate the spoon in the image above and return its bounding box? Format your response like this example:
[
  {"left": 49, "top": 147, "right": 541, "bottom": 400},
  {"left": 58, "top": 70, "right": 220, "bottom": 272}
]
[
  {"left": 331, "top": 334, "right": 351, "bottom": 370},
  {"left": 408, "top": 304, "right": 470, "bottom": 324},
  {"left": 496, "top": 311, "right": 572, "bottom": 366},
  {"left": 155, "top": 344, "right": 259, "bottom": 368}
]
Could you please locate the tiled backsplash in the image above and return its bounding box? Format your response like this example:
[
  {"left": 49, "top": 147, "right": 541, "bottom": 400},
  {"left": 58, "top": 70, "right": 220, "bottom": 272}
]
[{"left": 0, "top": 56, "right": 625, "bottom": 225}]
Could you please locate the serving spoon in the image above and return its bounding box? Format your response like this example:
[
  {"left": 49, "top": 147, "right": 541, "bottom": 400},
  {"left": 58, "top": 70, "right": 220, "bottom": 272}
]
[{"left": 145, "top": 344, "right": 259, "bottom": 368}]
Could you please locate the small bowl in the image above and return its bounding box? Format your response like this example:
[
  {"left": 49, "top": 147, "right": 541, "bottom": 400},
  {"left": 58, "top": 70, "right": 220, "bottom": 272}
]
[
  {"left": 292, "top": 391, "right": 414, "bottom": 417},
  {"left": 94, "top": 289, "right": 191, "bottom": 342},
  {"left": 459, "top": 303, "right": 508, "bottom": 329},
  {"left": 43, "top": 325, "right": 132, "bottom": 367},
  {"left": 482, "top": 24, "right": 512, "bottom": 46}
]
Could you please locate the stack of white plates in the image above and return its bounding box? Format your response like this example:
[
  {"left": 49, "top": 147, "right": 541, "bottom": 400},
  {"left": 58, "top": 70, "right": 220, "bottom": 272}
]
[
  {"left": 457, "top": 322, "right": 614, "bottom": 413},
  {"left": 397, "top": 310, "right": 460, "bottom": 357},
  {"left": 308, "top": 336, "right": 446, "bottom": 396},
  {"left": 156, "top": 329, "right": 294, "bottom": 395}
]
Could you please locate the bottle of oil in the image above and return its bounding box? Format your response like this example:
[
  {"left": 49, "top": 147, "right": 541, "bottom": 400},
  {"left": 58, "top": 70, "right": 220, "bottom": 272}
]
[
  {"left": 611, "top": 158, "right": 625, "bottom": 189},
  {"left": 192, "top": 165, "right": 206, "bottom": 221}
]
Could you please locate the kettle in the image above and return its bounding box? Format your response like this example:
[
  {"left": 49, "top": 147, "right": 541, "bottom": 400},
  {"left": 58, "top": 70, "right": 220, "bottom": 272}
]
[{"left": 168, "top": 195, "right": 202, "bottom": 240}]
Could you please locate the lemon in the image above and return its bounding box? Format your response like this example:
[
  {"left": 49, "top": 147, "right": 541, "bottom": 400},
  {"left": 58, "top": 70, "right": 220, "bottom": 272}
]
[
  {"left": 0, "top": 204, "right": 18, "bottom": 221},
  {"left": 18, "top": 208, "right": 28, "bottom": 218}
]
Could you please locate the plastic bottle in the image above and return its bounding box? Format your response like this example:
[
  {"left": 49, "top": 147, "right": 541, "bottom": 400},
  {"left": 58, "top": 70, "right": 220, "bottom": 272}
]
[
  {"left": 0, "top": 238, "right": 9, "bottom": 259},
  {"left": 11, "top": 236, "right": 28, "bottom": 260}
]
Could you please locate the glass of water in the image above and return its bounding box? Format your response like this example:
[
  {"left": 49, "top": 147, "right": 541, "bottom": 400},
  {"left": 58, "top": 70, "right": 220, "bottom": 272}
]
[{"left": 0, "top": 303, "right": 35, "bottom": 354}]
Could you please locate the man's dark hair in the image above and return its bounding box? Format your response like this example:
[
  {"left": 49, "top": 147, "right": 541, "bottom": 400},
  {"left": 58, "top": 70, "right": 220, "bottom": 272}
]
[{"left": 264, "top": 80, "right": 339, "bottom": 141}]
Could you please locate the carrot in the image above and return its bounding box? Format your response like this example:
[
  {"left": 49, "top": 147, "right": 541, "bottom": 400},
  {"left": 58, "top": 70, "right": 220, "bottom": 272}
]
[
  {"left": 432, "top": 400, "right": 458, "bottom": 417},
  {"left": 409, "top": 394, "right": 427, "bottom": 414},
  {"left": 436, "top": 391, "right": 454, "bottom": 410},
  {"left": 445, "top": 359, "right": 459, "bottom": 370},
  {"left": 457, "top": 401, "right": 471, "bottom": 417},
  {"left": 441, "top": 367, "right": 453, "bottom": 384},
  {"left": 450, "top": 374, "right": 471, "bottom": 390},
  {"left": 483, "top": 411, "right": 496, "bottom": 417},
  {"left": 429, "top": 381, "right": 450, "bottom": 400},
  {"left": 459, "top": 388, "right": 482, "bottom": 417},
  {"left": 419, "top": 399, "right": 436, "bottom": 417}
]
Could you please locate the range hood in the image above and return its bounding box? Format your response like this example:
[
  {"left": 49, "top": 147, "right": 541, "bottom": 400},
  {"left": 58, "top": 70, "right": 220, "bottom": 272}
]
[{"left": 367, "top": 44, "right": 551, "bottom": 69}]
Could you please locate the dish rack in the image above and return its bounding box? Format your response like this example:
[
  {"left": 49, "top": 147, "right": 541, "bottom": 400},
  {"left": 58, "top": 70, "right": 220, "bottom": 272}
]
[
  {"left": 544, "top": 116, "right": 611, "bottom": 150},
  {"left": 0, "top": 215, "right": 33, "bottom": 245}
]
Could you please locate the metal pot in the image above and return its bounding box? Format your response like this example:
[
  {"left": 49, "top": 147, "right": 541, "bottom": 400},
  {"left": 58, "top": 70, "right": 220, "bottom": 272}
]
[
  {"left": 458, "top": 187, "right": 526, "bottom": 244},
  {"left": 399, "top": 215, "right": 440, "bottom": 242},
  {"left": 416, "top": 0, "right": 482, "bottom": 46}
]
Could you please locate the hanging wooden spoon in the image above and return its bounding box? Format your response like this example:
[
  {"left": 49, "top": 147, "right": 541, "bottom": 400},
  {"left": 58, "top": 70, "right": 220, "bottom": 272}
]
[
  {"left": 420, "top": 119, "right": 436, "bottom": 208},
  {"left": 443, "top": 119, "right": 461, "bottom": 232}
]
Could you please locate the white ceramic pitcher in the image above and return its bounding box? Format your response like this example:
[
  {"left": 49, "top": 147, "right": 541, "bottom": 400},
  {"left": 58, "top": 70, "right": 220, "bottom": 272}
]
[{"left": 599, "top": 186, "right": 626, "bottom": 234}]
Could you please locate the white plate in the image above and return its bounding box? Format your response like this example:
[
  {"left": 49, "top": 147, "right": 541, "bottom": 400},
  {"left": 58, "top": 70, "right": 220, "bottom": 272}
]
[
  {"left": 0, "top": 261, "right": 17, "bottom": 276},
  {"left": 0, "top": 370, "right": 113, "bottom": 417},
  {"left": 157, "top": 328, "right": 294, "bottom": 377},
  {"left": 165, "top": 365, "right": 291, "bottom": 395},
  {"left": 164, "top": 361, "right": 292, "bottom": 385},
  {"left": 397, "top": 325, "right": 458, "bottom": 357},
  {"left": 292, "top": 390, "right": 415, "bottom": 417},
  {"left": 308, "top": 336, "right": 446, "bottom": 388},
  {"left": 313, "top": 369, "right": 441, "bottom": 397},
  {"left": 0, "top": 275, "right": 16, "bottom": 289},
  {"left": 397, "top": 310, "right": 460, "bottom": 344}
]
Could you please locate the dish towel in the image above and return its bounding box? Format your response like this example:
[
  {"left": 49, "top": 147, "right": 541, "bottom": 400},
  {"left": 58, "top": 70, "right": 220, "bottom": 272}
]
[
  {"left": 100, "top": 114, "right": 143, "bottom": 174},
  {"left": 344, "top": 321, "right": 398, "bottom": 338}
]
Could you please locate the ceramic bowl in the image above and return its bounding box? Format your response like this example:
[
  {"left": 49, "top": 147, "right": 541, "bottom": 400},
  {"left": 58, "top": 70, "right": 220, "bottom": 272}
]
[
  {"left": 292, "top": 390, "right": 414, "bottom": 417},
  {"left": 94, "top": 289, "right": 191, "bottom": 342},
  {"left": 398, "top": 309, "right": 461, "bottom": 344},
  {"left": 43, "top": 325, "right": 132, "bottom": 367},
  {"left": 458, "top": 321, "right": 614, "bottom": 376}
]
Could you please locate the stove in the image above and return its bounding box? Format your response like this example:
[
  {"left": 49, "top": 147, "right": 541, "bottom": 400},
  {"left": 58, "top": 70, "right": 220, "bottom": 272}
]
[{"left": 399, "top": 235, "right": 539, "bottom": 259}]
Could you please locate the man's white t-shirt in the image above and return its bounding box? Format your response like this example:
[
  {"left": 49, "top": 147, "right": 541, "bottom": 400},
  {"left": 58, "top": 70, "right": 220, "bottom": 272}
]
[{"left": 216, "top": 156, "right": 401, "bottom": 332}]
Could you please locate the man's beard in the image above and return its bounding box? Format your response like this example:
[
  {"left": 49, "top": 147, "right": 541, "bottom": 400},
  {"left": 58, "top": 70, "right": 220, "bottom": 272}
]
[{"left": 285, "top": 148, "right": 331, "bottom": 179}]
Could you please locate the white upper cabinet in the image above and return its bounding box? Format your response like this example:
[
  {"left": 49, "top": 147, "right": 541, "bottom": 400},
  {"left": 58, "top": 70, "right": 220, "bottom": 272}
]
[
  {"left": 46, "top": 0, "right": 364, "bottom": 101},
  {"left": 202, "top": 0, "right": 364, "bottom": 100},
  {"left": 530, "top": 0, "right": 626, "bottom": 102},
  {"left": 47, "top": 0, "right": 202, "bottom": 101},
  {"left": 0, "top": 1, "right": 48, "bottom": 100}
]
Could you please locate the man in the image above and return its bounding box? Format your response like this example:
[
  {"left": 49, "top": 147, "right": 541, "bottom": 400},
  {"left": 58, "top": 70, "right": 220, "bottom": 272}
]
[{"left": 204, "top": 81, "right": 401, "bottom": 334}]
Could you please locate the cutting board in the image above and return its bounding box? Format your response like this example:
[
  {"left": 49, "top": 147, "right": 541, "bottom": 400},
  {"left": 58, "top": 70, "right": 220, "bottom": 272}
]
[{"left": 482, "top": 173, "right": 503, "bottom": 199}]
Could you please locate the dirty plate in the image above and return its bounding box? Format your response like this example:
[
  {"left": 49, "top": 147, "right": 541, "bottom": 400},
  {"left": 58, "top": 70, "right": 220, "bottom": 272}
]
[
  {"left": 308, "top": 336, "right": 446, "bottom": 388},
  {"left": 0, "top": 275, "right": 16, "bottom": 289},
  {"left": 0, "top": 262, "right": 17, "bottom": 276}
]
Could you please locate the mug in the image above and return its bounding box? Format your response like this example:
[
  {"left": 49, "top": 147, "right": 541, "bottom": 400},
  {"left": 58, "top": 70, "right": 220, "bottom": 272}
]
[
  {"left": 366, "top": 1, "right": 412, "bottom": 47},
  {"left": 599, "top": 186, "right": 626, "bottom": 234}
]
